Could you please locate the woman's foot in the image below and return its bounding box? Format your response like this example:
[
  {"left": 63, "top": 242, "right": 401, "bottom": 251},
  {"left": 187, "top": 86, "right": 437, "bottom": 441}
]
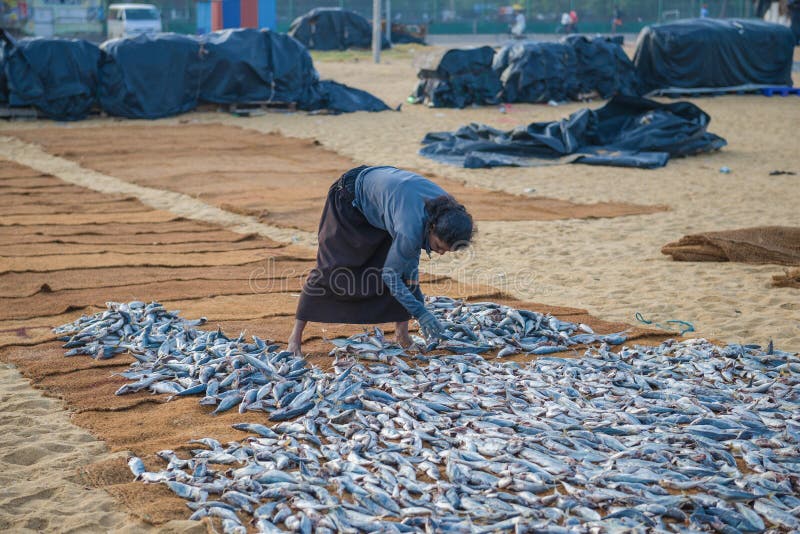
[
  {"left": 287, "top": 319, "right": 307, "bottom": 358},
  {"left": 287, "top": 340, "right": 303, "bottom": 357},
  {"left": 395, "top": 320, "right": 413, "bottom": 348},
  {"left": 396, "top": 333, "right": 414, "bottom": 348}
]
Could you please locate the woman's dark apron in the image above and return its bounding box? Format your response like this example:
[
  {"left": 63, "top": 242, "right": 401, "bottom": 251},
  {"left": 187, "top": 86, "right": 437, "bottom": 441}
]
[{"left": 295, "top": 167, "right": 412, "bottom": 324}]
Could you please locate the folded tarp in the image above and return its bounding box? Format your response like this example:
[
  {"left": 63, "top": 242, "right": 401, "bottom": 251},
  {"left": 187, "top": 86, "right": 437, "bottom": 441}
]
[
  {"left": 3, "top": 34, "right": 100, "bottom": 120},
  {"left": 301, "top": 80, "right": 391, "bottom": 113},
  {"left": 99, "top": 33, "right": 206, "bottom": 119},
  {"left": 634, "top": 19, "right": 795, "bottom": 94},
  {"left": 419, "top": 95, "right": 726, "bottom": 169},
  {"left": 411, "top": 46, "right": 501, "bottom": 108},
  {"left": 662, "top": 227, "right": 800, "bottom": 266},
  {"left": 773, "top": 269, "right": 800, "bottom": 289},
  {"left": 289, "top": 8, "right": 389, "bottom": 50}
]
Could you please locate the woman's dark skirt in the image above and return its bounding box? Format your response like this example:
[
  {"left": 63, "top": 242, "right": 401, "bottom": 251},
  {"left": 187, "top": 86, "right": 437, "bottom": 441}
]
[{"left": 295, "top": 168, "right": 411, "bottom": 324}]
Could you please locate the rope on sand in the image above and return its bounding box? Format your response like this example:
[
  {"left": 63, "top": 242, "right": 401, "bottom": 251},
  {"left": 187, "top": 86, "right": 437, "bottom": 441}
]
[{"left": 635, "top": 312, "right": 696, "bottom": 336}]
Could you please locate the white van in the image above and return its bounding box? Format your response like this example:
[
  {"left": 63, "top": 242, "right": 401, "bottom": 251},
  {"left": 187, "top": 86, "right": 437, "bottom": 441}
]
[{"left": 107, "top": 3, "right": 162, "bottom": 39}]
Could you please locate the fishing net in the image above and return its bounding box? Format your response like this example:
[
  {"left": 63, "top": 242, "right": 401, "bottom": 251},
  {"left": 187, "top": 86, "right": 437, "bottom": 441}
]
[
  {"left": 773, "top": 268, "right": 800, "bottom": 289},
  {"left": 662, "top": 226, "right": 800, "bottom": 266}
]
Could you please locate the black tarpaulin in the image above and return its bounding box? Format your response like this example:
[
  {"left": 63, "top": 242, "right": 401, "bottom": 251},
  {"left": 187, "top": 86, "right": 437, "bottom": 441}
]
[
  {"left": 411, "top": 46, "right": 501, "bottom": 108},
  {"left": 99, "top": 33, "right": 206, "bottom": 119},
  {"left": 494, "top": 41, "right": 579, "bottom": 103},
  {"left": 0, "top": 31, "right": 10, "bottom": 105},
  {"left": 634, "top": 18, "right": 795, "bottom": 94},
  {"left": 264, "top": 31, "right": 320, "bottom": 104},
  {"left": 415, "top": 37, "right": 642, "bottom": 108},
  {"left": 561, "top": 35, "right": 643, "bottom": 98},
  {"left": 419, "top": 96, "right": 726, "bottom": 169},
  {"left": 289, "top": 8, "right": 389, "bottom": 51},
  {"left": 301, "top": 80, "right": 391, "bottom": 113},
  {"left": 3, "top": 35, "right": 100, "bottom": 120},
  {"left": 200, "top": 29, "right": 278, "bottom": 104},
  {"left": 199, "top": 28, "right": 387, "bottom": 112},
  {"left": 3, "top": 29, "right": 388, "bottom": 119}
]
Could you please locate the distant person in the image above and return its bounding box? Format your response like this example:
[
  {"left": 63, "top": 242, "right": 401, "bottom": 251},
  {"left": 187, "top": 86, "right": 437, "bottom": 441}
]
[
  {"left": 700, "top": 4, "right": 709, "bottom": 17},
  {"left": 569, "top": 10, "right": 579, "bottom": 32},
  {"left": 510, "top": 7, "right": 526, "bottom": 38},
  {"left": 611, "top": 5, "right": 623, "bottom": 33},
  {"left": 559, "top": 11, "right": 576, "bottom": 33}
]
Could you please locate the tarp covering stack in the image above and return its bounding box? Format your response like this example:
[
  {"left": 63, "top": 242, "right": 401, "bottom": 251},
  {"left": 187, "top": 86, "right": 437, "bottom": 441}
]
[
  {"left": 288, "top": 7, "right": 389, "bottom": 50},
  {"left": 562, "top": 35, "right": 643, "bottom": 99},
  {"left": 493, "top": 41, "right": 580, "bottom": 103},
  {"left": 3, "top": 35, "right": 101, "bottom": 120},
  {"left": 0, "top": 31, "right": 9, "bottom": 105},
  {"left": 413, "top": 37, "right": 641, "bottom": 108},
  {"left": 200, "top": 29, "right": 319, "bottom": 106},
  {"left": 634, "top": 18, "right": 795, "bottom": 94},
  {"left": 1, "top": 28, "right": 389, "bottom": 120},
  {"left": 411, "top": 46, "right": 501, "bottom": 108},
  {"left": 419, "top": 96, "right": 726, "bottom": 169},
  {"left": 99, "top": 34, "right": 206, "bottom": 120}
]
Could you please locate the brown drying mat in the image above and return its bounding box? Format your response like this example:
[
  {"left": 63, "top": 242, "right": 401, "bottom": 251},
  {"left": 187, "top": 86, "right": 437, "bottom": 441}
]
[
  {"left": 0, "top": 163, "right": 49, "bottom": 180},
  {"left": 773, "top": 268, "right": 800, "bottom": 289},
  {"left": 6, "top": 229, "right": 262, "bottom": 246},
  {"left": 0, "top": 184, "right": 110, "bottom": 196},
  {"left": 8, "top": 124, "right": 665, "bottom": 233},
  {"left": 0, "top": 248, "right": 313, "bottom": 274},
  {"left": 0, "top": 193, "right": 136, "bottom": 206},
  {"left": 0, "top": 277, "right": 305, "bottom": 321},
  {"left": 0, "top": 175, "right": 71, "bottom": 188},
  {"left": 0, "top": 210, "right": 181, "bottom": 227},
  {"left": 0, "top": 260, "right": 314, "bottom": 298},
  {"left": 0, "top": 238, "right": 275, "bottom": 258},
  {"left": 0, "top": 220, "right": 232, "bottom": 237},
  {"left": 662, "top": 226, "right": 800, "bottom": 266},
  {"left": 3, "top": 200, "right": 151, "bottom": 216}
]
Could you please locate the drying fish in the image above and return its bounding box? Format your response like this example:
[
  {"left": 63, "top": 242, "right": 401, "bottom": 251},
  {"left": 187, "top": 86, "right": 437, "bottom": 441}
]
[{"left": 59, "top": 301, "right": 800, "bottom": 533}]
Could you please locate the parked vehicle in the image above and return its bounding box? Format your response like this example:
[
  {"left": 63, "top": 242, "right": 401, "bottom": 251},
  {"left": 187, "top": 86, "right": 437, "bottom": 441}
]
[{"left": 107, "top": 3, "right": 162, "bottom": 39}]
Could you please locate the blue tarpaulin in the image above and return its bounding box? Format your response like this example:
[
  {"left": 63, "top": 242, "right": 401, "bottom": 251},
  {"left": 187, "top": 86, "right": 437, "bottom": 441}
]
[
  {"left": 634, "top": 19, "right": 795, "bottom": 93},
  {"left": 99, "top": 33, "right": 206, "bottom": 119},
  {"left": 1, "top": 28, "right": 389, "bottom": 120},
  {"left": 3, "top": 33, "right": 100, "bottom": 120}
]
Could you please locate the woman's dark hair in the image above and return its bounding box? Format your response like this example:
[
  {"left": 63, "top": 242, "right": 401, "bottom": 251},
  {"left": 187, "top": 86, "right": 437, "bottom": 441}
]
[{"left": 425, "top": 195, "right": 474, "bottom": 250}]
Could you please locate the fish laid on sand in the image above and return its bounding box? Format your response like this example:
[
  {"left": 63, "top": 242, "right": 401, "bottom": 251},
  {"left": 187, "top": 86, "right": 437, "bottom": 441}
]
[{"left": 55, "top": 300, "right": 800, "bottom": 533}]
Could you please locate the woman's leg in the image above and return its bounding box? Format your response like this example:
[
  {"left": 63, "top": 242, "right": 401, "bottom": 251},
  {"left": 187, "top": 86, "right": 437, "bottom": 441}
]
[
  {"left": 287, "top": 319, "right": 307, "bottom": 356},
  {"left": 395, "top": 320, "right": 413, "bottom": 347}
]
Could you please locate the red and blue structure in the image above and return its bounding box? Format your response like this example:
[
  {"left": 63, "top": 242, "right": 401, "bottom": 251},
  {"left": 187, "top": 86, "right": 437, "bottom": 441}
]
[{"left": 196, "top": 0, "right": 276, "bottom": 34}]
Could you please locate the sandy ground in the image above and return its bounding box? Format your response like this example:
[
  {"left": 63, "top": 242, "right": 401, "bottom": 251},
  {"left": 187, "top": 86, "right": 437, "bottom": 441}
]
[
  {"left": 0, "top": 363, "right": 201, "bottom": 533},
  {"left": 0, "top": 43, "right": 798, "bottom": 530}
]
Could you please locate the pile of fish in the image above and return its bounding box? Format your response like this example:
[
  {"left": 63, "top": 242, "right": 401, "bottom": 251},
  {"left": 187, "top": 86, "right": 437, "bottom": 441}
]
[
  {"left": 426, "top": 296, "right": 627, "bottom": 356},
  {"left": 56, "top": 301, "right": 800, "bottom": 533},
  {"left": 54, "top": 301, "right": 320, "bottom": 419}
]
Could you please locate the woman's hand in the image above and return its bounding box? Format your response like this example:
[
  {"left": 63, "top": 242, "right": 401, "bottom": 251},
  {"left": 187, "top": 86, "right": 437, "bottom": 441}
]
[{"left": 418, "top": 311, "right": 444, "bottom": 339}]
